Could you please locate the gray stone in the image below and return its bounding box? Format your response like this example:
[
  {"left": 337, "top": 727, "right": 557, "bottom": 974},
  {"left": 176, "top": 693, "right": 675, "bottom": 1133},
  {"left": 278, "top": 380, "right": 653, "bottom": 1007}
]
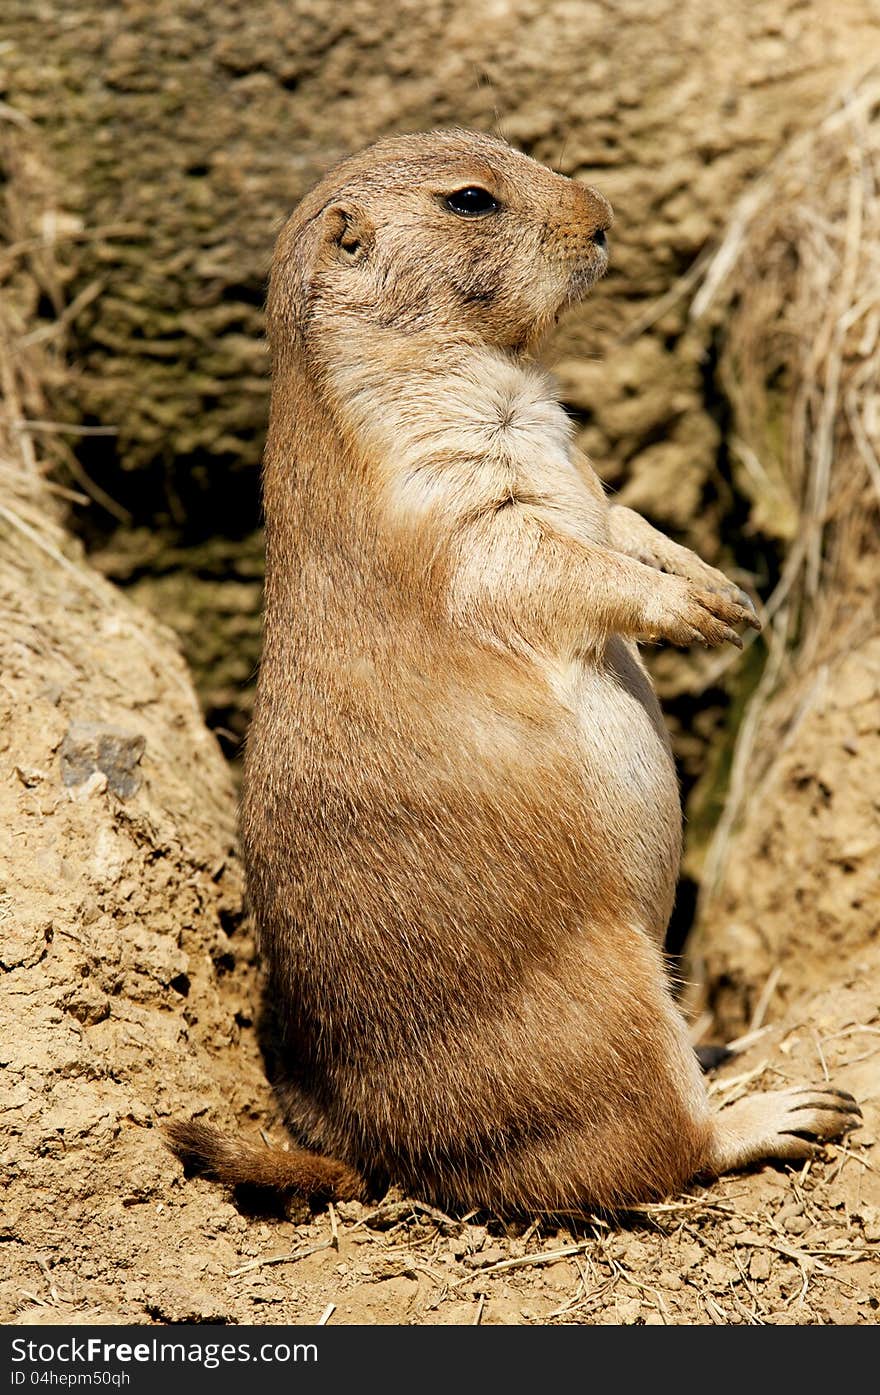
[{"left": 60, "top": 722, "right": 145, "bottom": 799}]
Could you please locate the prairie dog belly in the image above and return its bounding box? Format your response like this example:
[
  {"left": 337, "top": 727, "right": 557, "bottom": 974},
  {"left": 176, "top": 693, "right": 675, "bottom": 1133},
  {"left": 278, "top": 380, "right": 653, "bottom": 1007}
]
[{"left": 554, "top": 636, "right": 681, "bottom": 940}]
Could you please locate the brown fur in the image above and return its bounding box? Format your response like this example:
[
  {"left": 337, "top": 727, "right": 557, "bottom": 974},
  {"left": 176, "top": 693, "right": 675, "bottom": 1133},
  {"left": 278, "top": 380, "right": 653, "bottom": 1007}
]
[{"left": 169, "top": 129, "right": 859, "bottom": 1213}]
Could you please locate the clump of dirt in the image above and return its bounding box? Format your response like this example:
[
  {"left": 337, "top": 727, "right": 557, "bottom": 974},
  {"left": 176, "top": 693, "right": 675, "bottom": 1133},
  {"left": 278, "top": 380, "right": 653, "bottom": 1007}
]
[{"left": 694, "top": 630, "right": 880, "bottom": 1032}]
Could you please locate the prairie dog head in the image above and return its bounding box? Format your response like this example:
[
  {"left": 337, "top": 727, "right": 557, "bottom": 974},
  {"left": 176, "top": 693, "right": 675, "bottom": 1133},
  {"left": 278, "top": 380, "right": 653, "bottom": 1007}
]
[{"left": 269, "top": 128, "right": 612, "bottom": 361}]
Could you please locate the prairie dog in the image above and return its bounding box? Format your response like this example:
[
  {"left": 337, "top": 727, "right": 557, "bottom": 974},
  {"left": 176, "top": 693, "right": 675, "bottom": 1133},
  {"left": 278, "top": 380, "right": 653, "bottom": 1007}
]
[{"left": 169, "top": 129, "right": 859, "bottom": 1211}]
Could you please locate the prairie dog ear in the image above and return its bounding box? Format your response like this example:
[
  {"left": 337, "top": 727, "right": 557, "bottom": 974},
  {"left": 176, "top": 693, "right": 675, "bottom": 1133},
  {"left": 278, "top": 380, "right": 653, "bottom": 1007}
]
[{"left": 322, "top": 203, "right": 374, "bottom": 262}]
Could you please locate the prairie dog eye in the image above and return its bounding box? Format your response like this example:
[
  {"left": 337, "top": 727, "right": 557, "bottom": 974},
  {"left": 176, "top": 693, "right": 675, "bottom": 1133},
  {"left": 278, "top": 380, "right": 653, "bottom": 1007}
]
[{"left": 443, "top": 187, "right": 500, "bottom": 217}]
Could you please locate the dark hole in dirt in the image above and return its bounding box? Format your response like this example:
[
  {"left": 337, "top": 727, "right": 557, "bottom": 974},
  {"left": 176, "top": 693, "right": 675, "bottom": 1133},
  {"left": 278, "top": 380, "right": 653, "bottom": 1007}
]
[
  {"left": 229, "top": 1184, "right": 297, "bottom": 1221},
  {"left": 218, "top": 905, "right": 244, "bottom": 937},
  {"left": 224, "top": 280, "right": 268, "bottom": 311},
  {"left": 145, "top": 1305, "right": 230, "bottom": 1327},
  {"left": 67, "top": 437, "right": 263, "bottom": 550},
  {"left": 36, "top": 290, "right": 61, "bottom": 320}
]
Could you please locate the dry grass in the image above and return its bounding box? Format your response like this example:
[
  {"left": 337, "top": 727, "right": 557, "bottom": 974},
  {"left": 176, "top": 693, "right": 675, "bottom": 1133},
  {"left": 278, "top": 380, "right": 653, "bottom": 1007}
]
[
  {"left": 0, "top": 113, "right": 83, "bottom": 541},
  {"left": 1, "top": 109, "right": 131, "bottom": 536},
  {"left": 690, "top": 66, "right": 880, "bottom": 910},
  {"left": 0, "top": 116, "right": 196, "bottom": 697}
]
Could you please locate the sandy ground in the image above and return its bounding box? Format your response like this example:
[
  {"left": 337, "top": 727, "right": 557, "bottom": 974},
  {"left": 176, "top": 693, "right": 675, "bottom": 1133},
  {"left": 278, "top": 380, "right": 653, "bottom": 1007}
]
[
  {"left": 1, "top": 534, "right": 876, "bottom": 1324},
  {"left": 4, "top": 977, "right": 878, "bottom": 1326}
]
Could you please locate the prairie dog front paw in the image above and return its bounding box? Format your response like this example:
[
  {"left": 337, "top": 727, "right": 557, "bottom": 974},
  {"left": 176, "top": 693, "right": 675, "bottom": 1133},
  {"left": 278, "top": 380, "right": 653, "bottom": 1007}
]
[
  {"left": 642, "top": 573, "right": 761, "bottom": 649},
  {"left": 674, "top": 554, "right": 757, "bottom": 617},
  {"left": 605, "top": 505, "right": 759, "bottom": 620}
]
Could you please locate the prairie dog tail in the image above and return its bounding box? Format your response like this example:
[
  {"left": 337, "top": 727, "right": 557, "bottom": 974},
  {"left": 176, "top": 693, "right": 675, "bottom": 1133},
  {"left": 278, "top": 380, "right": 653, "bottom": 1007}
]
[{"left": 165, "top": 1121, "right": 365, "bottom": 1202}]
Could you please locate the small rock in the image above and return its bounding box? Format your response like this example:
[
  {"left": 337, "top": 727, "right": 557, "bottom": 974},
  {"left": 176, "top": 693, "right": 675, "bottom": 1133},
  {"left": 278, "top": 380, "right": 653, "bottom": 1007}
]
[
  {"left": 60, "top": 721, "right": 145, "bottom": 799},
  {"left": 375, "top": 1275, "right": 419, "bottom": 1301},
  {"left": 703, "top": 1256, "right": 730, "bottom": 1287},
  {"left": 859, "top": 1205, "right": 880, "bottom": 1242},
  {"left": 749, "top": 1251, "right": 772, "bottom": 1282},
  {"left": 779, "top": 1204, "right": 809, "bottom": 1236},
  {"left": 144, "top": 1282, "right": 231, "bottom": 1323},
  {"left": 63, "top": 983, "right": 111, "bottom": 1026},
  {"left": 463, "top": 1225, "right": 488, "bottom": 1253},
  {"left": 615, "top": 1297, "right": 643, "bottom": 1324},
  {"left": 482, "top": 1299, "right": 523, "bottom": 1325},
  {"left": 678, "top": 1241, "right": 703, "bottom": 1270},
  {"left": 543, "top": 1260, "right": 577, "bottom": 1292},
  {"left": 335, "top": 1200, "right": 364, "bottom": 1222},
  {"left": 782, "top": 1214, "right": 810, "bottom": 1236},
  {"left": 462, "top": 1245, "right": 506, "bottom": 1269},
  {"left": 618, "top": 1236, "right": 648, "bottom": 1266}
]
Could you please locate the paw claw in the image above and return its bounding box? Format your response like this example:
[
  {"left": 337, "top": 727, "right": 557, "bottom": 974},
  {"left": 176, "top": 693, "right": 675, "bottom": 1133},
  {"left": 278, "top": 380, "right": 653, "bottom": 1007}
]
[{"left": 790, "top": 1100, "right": 862, "bottom": 1119}]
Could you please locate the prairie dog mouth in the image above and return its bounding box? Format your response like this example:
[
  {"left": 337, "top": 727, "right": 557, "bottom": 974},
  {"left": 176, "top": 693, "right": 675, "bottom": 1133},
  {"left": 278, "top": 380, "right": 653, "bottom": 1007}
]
[{"left": 565, "top": 248, "right": 609, "bottom": 303}]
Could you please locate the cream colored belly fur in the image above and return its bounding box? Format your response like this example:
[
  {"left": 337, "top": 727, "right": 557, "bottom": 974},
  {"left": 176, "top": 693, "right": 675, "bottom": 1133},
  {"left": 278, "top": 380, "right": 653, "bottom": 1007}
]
[
  {"left": 334, "top": 346, "right": 683, "bottom": 938},
  {"left": 553, "top": 640, "right": 681, "bottom": 942}
]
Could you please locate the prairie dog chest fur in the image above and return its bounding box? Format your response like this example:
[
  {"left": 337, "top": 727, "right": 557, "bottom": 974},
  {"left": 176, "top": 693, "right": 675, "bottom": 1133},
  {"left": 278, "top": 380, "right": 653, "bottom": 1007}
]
[
  {"left": 331, "top": 342, "right": 612, "bottom": 548},
  {"left": 329, "top": 338, "right": 654, "bottom": 702}
]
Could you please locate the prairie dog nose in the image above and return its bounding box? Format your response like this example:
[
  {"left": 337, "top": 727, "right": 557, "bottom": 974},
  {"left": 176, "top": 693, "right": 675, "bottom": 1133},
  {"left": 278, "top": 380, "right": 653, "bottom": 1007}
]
[{"left": 575, "top": 182, "right": 613, "bottom": 238}]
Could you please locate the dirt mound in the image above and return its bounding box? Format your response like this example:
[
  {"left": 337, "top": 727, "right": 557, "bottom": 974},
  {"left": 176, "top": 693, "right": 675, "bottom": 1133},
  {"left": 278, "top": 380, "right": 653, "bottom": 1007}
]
[
  {"left": 693, "top": 633, "right": 880, "bottom": 1033},
  {"left": 688, "top": 71, "right": 880, "bottom": 1033},
  {"left": 0, "top": 129, "right": 272, "bottom": 1322}
]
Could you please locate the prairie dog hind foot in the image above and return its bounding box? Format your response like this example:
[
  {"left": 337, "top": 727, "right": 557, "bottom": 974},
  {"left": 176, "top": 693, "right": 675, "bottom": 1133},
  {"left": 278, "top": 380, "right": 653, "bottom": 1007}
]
[{"left": 706, "top": 1085, "right": 861, "bottom": 1175}]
